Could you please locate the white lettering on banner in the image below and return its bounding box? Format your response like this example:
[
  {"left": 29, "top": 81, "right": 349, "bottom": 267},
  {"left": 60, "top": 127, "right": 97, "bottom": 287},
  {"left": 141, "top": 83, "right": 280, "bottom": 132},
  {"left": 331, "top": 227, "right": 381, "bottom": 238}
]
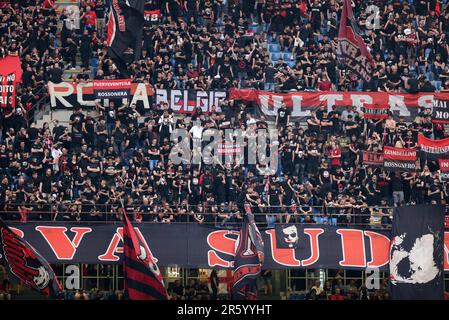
[
  {"left": 319, "top": 94, "right": 344, "bottom": 112},
  {"left": 258, "top": 94, "right": 285, "bottom": 116},
  {"left": 291, "top": 95, "right": 308, "bottom": 117},
  {"left": 436, "top": 111, "right": 449, "bottom": 119},
  {"left": 49, "top": 81, "right": 74, "bottom": 108},
  {"left": 155, "top": 89, "right": 225, "bottom": 113},
  {"left": 389, "top": 95, "right": 410, "bottom": 117},
  {"left": 418, "top": 95, "right": 434, "bottom": 109},
  {"left": 213, "top": 91, "right": 225, "bottom": 112},
  {"left": 272, "top": 95, "right": 284, "bottom": 109},
  {"left": 170, "top": 89, "right": 185, "bottom": 112},
  {"left": 258, "top": 95, "right": 274, "bottom": 115},
  {"left": 156, "top": 88, "right": 168, "bottom": 106},
  {"left": 197, "top": 91, "right": 209, "bottom": 113},
  {"left": 130, "top": 83, "right": 150, "bottom": 109},
  {"left": 77, "top": 82, "right": 96, "bottom": 107},
  {"left": 350, "top": 94, "right": 373, "bottom": 112}
]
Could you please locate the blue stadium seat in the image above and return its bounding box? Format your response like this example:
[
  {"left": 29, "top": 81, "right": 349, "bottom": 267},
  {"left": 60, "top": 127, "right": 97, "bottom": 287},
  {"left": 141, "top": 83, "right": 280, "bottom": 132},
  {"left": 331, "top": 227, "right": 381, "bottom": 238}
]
[
  {"left": 286, "top": 60, "right": 296, "bottom": 68},
  {"left": 283, "top": 53, "right": 294, "bottom": 60},
  {"left": 269, "top": 44, "right": 280, "bottom": 52},
  {"left": 271, "top": 53, "right": 281, "bottom": 61}
]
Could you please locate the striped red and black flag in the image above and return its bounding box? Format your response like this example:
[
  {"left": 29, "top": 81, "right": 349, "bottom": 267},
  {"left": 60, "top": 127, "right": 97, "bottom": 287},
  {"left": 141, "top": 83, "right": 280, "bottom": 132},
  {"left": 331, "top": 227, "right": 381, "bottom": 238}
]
[
  {"left": 122, "top": 206, "right": 168, "bottom": 300},
  {"left": 337, "top": 0, "right": 375, "bottom": 82},
  {"left": 0, "top": 218, "right": 62, "bottom": 299},
  {"left": 232, "top": 205, "right": 265, "bottom": 300}
]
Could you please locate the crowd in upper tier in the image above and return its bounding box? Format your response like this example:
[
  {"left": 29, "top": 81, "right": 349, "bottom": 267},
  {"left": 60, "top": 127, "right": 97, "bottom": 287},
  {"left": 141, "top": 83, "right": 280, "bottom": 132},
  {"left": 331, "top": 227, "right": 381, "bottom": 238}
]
[
  {"left": 1, "top": 1, "right": 449, "bottom": 228},
  {"left": 3, "top": 0, "right": 449, "bottom": 95}
]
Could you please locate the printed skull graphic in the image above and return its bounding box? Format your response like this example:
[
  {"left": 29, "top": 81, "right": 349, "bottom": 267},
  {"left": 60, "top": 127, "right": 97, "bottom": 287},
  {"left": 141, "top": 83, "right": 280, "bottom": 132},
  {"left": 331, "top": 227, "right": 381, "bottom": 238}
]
[
  {"left": 138, "top": 245, "right": 147, "bottom": 261},
  {"left": 33, "top": 266, "right": 50, "bottom": 290},
  {"left": 137, "top": 245, "right": 161, "bottom": 277},
  {"left": 390, "top": 233, "right": 440, "bottom": 285},
  {"left": 282, "top": 225, "right": 299, "bottom": 248}
]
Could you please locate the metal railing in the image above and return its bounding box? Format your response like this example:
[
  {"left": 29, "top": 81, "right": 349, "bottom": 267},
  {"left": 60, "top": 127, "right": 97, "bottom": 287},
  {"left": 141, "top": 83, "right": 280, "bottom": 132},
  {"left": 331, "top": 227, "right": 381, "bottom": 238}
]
[{"left": 0, "top": 203, "right": 398, "bottom": 229}]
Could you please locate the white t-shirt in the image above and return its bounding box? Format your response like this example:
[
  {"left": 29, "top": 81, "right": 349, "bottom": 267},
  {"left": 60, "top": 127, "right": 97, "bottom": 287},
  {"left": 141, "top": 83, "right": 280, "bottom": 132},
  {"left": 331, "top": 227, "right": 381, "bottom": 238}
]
[{"left": 189, "top": 126, "right": 203, "bottom": 139}]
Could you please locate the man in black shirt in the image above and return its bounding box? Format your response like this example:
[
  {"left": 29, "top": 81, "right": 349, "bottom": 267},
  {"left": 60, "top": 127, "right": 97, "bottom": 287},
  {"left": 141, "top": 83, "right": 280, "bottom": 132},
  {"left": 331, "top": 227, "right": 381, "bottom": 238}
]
[{"left": 276, "top": 102, "right": 291, "bottom": 128}]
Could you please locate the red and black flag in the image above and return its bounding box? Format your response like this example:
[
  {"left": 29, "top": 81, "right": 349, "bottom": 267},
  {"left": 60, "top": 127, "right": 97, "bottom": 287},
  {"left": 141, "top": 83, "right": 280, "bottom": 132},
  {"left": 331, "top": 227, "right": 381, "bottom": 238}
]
[
  {"left": 107, "top": 0, "right": 145, "bottom": 77},
  {"left": 122, "top": 205, "right": 168, "bottom": 300},
  {"left": 144, "top": 9, "right": 161, "bottom": 26},
  {"left": 0, "top": 218, "right": 62, "bottom": 299},
  {"left": 337, "top": 0, "right": 375, "bottom": 82},
  {"left": 93, "top": 79, "right": 131, "bottom": 99},
  {"left": 362, "top": 150, "right": 384, "bottom": 166},
  {"left": 0, "top": 56, "right": 22, "bottom": 109},
  {"left": 232, "top": 205, "right": 265, "bottom": 300},
  {"left": 417, "top": 134, "right": 449, "bottom": 160},
  {"left": 389, "top": 205, "right": 445, "bottom": 300},
  {"left": 362, "top": 103, "right": 389, "bottom": 119},
  {"left": 383, "top": 146, "right": 417, "bottom": 172},
  {"left": 432, "top": 93, "right": 449, "bottom": 124}
]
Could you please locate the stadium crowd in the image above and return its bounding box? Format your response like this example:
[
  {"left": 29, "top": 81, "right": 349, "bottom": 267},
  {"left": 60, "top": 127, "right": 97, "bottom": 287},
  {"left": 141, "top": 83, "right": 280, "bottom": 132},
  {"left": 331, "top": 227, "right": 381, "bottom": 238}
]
[{"left": 0, "top": 0, "right": 449, "bottom": 229}]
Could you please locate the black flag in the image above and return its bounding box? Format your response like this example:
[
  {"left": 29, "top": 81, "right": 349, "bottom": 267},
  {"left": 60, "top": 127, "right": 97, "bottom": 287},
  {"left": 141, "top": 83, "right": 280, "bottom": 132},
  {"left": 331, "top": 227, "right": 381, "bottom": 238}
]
[
  {"left": 232, "top": 205, "right": 265, "bottom": 300},
  {"left": 0, "top": 219, "right": 62, "bottom": 299},
  {"left": 389, "top": 205, "right": 445, "bottom": 300},
  {"left": 107, "top": 0, "right": 145, "bottom": 77}
]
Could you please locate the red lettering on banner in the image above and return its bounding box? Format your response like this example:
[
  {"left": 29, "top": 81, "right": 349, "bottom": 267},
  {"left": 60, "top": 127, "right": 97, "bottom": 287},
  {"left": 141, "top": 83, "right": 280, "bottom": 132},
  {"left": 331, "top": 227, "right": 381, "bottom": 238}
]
[
  {"left": 98, "top": 228, "right": 124, "bottom": 261},
  {"left": 364, "top": 231, "right": 390, "bottom": 268},
  {"left": 301, "top": 229, "right": 324, "bottom": 266},
  {"left": 9, "top": 227, "right": 24, "bottom": 238},
  {"left": 337, "top": 229, "right": 366, "bottom": 267},
  {"left": 35, "top": 226, "right": 92, "bottom": 260},
  {"left": 207, "top": 230, "right": 239, "bottom": 268},
  {"left": 265, "top": 229, "right": 301, "bottom": 267},
  {"left": 97, "top": 227, "right": 157, "bottom": 263}
]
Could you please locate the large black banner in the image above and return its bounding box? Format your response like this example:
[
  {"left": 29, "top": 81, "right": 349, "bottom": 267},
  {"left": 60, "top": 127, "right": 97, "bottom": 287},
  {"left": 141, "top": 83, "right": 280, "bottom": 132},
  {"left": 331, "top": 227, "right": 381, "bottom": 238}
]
[
  {"left": 1, "top": 223, "right": 397, "bottom": 271},
  {"left": 389, "top": 205, "right": 445, "bottom": 300},
  {"left": 4, "top": 222, "right": 449, "bottom": 271}
]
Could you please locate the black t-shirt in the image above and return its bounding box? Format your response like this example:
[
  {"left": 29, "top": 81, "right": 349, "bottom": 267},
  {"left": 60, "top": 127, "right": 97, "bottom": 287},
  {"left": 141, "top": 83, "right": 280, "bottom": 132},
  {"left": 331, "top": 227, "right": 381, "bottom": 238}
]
[
  {"left": 319, "top": 168, "right": 332, "bottom": 184},
  {"left": 95, "top": 4, "right": 105, "bottom": 19},
  {"left": 277, "top": 107, "right": 291, "bottom": 124}
]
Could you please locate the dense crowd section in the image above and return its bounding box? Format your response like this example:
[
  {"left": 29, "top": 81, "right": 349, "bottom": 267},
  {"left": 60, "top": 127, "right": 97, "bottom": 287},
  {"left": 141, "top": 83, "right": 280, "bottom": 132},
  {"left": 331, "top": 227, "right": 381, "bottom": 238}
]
[{"left": 2, "top": 0, "right": 449, "bottom": 94}]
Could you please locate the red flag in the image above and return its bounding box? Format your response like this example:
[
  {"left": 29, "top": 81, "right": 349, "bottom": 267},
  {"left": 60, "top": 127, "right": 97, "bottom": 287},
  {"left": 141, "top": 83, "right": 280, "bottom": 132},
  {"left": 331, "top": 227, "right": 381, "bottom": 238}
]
[
  {"left": 337, "top": 0, "right": 375, "bottom": 82},
  {"left": 299, "top": 1, "right": 307, "bottom": 16},
  {"left": 122, "top": 206, "right": 168, "bottom": 300},
  {"left": 0, "top": 56, "right": 22, "bottom": 109},
  {"left": 436, "top": 2, "right": 441, "bottom": 16}
]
